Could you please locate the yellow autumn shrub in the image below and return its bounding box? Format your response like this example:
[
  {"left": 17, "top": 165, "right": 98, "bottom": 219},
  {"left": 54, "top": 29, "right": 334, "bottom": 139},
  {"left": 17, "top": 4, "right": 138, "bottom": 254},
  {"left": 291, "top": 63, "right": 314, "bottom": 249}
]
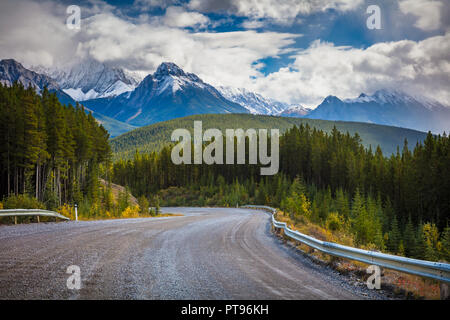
[
  {"left": 57, "top": 203, "right": 74, "bottom": 220},
  {"left": 326, "top": 212, "right": 344, "bottom": 232},
  {"left": 121, "top": 205, "right": 140, "bottom": 218}
]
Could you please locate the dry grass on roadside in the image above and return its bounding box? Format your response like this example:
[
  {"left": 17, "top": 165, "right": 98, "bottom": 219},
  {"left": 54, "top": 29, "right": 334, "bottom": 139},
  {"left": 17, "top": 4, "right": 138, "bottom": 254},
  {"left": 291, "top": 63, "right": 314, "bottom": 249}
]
[{"left": 274, "top": 210, "right": 441, "bottom": 300}]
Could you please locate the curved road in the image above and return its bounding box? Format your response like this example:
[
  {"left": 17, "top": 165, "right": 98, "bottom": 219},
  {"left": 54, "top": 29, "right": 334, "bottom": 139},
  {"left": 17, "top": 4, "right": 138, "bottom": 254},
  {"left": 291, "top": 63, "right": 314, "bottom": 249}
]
[{"left": 0, "top": 207, "right": 374, "bottom": 299}]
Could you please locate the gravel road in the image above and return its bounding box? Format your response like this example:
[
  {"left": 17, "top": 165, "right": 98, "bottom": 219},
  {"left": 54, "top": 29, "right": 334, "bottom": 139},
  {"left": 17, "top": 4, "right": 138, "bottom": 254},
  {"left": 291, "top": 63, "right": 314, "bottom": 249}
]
[{"left": 0, "top": 207, "right": 381, "bottom": 299}]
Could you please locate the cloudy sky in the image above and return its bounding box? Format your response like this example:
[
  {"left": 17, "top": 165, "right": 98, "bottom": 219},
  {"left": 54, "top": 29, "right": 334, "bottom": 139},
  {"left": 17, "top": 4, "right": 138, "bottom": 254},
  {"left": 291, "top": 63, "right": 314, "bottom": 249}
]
[{"left": 0, "top": 0, "right": 449, "bottom": 107}]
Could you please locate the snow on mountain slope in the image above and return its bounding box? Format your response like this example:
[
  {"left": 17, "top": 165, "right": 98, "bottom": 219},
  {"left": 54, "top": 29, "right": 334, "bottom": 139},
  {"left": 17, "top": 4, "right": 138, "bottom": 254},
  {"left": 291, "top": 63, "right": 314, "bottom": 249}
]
[
  {"left": 32, "top": 59, "right": 140, "bottom": 101},
  {"left": 278, "top": 104, "right": 311, "bottom": 117},
  {"left": 218, "top": 86, "right": 290, "bottom": 115},
  {"left": 344, "top": 89, "right": 445, "bottom": 111},
  {"left": 63, "top": 88, "right": 98, "bottom": 101}
]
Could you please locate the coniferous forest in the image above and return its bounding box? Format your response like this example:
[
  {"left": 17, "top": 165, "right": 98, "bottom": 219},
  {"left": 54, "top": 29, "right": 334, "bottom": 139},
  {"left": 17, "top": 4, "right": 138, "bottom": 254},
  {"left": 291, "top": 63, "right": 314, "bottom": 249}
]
[{"left": 0, "top": 83, "right": 111, "bottom": 212}]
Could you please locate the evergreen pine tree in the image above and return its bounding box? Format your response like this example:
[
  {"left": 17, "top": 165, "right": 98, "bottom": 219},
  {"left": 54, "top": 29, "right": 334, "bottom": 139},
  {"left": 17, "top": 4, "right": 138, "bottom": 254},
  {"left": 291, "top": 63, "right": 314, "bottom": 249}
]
[
  {"left": 403, "top": 215, "right": 415, "bottom": 257},
  {"left": 388, "top": 216, "right": 400, "bottom": 253},
  {"left": 441, "top": 226, "right": 450, "bottom": 262}
]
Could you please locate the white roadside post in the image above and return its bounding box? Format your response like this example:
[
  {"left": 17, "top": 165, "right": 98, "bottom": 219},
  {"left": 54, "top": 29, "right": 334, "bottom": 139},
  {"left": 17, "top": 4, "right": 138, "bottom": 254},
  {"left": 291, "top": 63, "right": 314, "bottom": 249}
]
[{"left": 75, "top": 204, "right": 78, "bottom": 221}]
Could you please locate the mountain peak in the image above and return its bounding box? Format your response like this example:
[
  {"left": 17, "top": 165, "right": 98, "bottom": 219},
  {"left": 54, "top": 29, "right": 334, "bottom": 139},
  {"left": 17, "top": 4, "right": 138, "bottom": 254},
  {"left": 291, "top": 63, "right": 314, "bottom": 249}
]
[
  {"left": 323, "top": 95, "right": 342, "bottom": 104},
  {"left": 1, "top": 58, "right": 22, "bottom": 67},
  {"left": 155, "top": 62, "right": 186, "bottom": 78},
  {"left": 0, "top": 58, "right": 60, "bottom": 92},
  {"left": 0, "top": 59, "right": 28, "bottom": 74}
]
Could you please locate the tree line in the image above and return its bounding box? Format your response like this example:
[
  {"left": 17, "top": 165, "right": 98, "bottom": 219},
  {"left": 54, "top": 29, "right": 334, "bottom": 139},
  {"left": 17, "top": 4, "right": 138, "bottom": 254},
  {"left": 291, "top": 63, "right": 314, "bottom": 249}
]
[{"left": 0, "top": 83, "right": 111, "bottom": 210}]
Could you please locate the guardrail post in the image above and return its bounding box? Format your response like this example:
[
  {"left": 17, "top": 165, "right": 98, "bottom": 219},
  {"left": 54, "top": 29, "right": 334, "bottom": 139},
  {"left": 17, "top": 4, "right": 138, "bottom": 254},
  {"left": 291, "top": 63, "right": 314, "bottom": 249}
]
[
  {"left": 14, "top": 216, "right": 17, "bottom": 225},
  {"left": 37, "top": 215, "right": 40, "bottom": 223},
  {"left": 441, "top": 282, "right": 449, "bottom": 300}
]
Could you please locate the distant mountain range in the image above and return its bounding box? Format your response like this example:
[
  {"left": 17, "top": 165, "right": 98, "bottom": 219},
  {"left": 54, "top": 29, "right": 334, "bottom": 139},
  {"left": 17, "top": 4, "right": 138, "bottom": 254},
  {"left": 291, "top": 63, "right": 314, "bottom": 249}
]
[
  {"left": 305, "top": 90, "right": 450, "bottom": 134},
  {"left": 1, "top": 58, "right": 449, "bottom": 135}
]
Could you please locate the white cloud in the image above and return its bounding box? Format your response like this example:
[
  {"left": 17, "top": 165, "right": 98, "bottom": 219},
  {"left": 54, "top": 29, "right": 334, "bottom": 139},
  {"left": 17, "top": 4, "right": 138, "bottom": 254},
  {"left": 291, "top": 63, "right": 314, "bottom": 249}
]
[
  {"left": 0, "top": 0, "right": 297, "bottom": 84},
  {"left": 133, "top": 0, "right": 180, "bottom": 10},
  {"left": 240, "top": 19, "right": 265, "bottom": 29},
  {"left": 399, "top": 0, "right": 443, "bottom": 31},
  {"left": 163, "top": 6, "right": 210, "bottom": 28},
  {"left": 71, "top": 12, "right": 299, "bottom": 89},
  {"left": 188, "top": 0, "right": 364, "bottom": 24},
  {"left": 0, "top": 0, "right": 77, "bottom": 67},
  {"left": 251, "top": 34, "right": 450, "bottom": 107},
  {"left": 1, "top": 0, "right": 449, "bottom": 109}
]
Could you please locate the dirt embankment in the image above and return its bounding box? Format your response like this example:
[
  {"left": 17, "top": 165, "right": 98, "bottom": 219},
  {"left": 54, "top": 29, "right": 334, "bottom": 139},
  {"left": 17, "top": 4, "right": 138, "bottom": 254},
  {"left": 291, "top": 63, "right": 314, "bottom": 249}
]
[{"left": 99, "top": 178, "right": 138, "bottom": 206}]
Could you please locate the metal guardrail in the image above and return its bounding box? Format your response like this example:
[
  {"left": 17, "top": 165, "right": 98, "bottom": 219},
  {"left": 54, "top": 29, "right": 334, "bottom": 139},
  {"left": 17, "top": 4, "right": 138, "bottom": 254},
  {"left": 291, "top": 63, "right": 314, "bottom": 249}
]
[
  {"left": 0, "top": 209, "right": 70, "bottom": 222},
  {"left": 242, "top": 205, "right": 450, "bottom": 283}
]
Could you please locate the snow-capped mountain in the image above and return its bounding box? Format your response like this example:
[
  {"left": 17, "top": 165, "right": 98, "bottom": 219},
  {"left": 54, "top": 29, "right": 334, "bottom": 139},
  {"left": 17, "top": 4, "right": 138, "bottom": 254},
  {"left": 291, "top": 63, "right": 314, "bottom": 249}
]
[
  {"left": 1, "top": 59, "right": 60, "bottom": 91},
  {"left": 278, "top": 104, "right": 310, "bottom": 117},
  {"left": 82, "top": 62, "right": 248, "bottom": 126},
  {"left": 343, "top": 89, "right": 443, "bottom": 110},
  {"left": 218, "top": 86, "right": 289, "bottom": 115},
  {"left": 0, "top": 59, "right": 75, "bottom": 105},
  {"left": 305, "top": 89, "right": 450, "bottom": 133},
  {"left": 32, "top": 59, "right": 140, "bottom": 101}
]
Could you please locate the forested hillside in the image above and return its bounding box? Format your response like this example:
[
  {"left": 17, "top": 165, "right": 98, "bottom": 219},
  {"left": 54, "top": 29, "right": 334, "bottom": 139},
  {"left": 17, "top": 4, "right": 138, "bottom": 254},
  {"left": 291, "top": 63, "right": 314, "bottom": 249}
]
[
  {"left": 0, "top": 83, "right": 110, "bottom": 211},
  {"left": 112, "top": 125, "right": 450, "bottom": 261},
  {"left": 110, "top": 114, "right": 428, "bottom": 159}
]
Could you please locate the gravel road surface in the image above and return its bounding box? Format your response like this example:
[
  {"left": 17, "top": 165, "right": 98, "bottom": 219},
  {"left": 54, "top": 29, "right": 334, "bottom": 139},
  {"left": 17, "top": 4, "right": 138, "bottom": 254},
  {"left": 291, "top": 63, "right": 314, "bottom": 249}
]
[{"left": 0, "top": 207, "right": 380, "bottom": 299}]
